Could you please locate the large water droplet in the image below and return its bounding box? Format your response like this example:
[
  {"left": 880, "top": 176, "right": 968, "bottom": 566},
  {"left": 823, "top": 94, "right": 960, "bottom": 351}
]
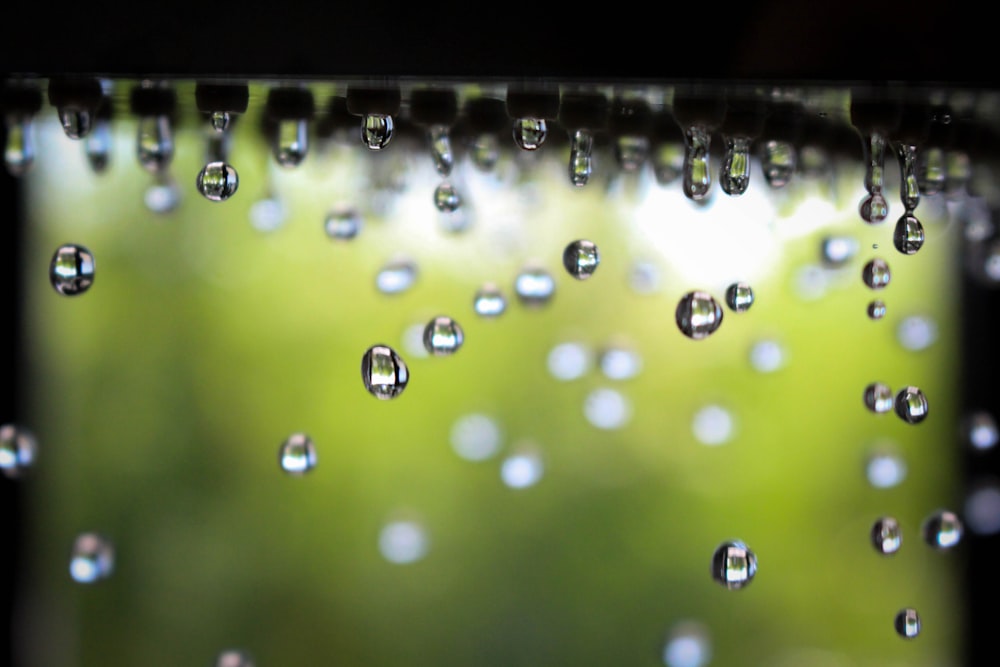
[
  {"left": 568, "top": 129, "right": 594, "bottom": 187},
  {"left": 324, "top": 205, "right": 362, "bottom": 241},
  {"left": 966, "top": 411, "right": 999, "bottom": 451},
  {"left": 562, "top": 240, "right": 600, "bottom": 280},
  {"left": 137, "top": 115, "right": 174, "bottom": 172},
  {"left": 361, "top": 345, "right": 409, "bottom": 400},
  {"left": 473, "top": 283, "right": 507, "bottom": 317},
  {"left": 375, "top": 259, "right": 417, "bottom": 295},
  {"left": 548, "top": 342, "right": 591, "bottom": 381},
  {"left": 196, "top": 161, "right": 239, "bottom": 202},
  {"left": 710, "top": 540, "right": 757, "bottom": 589},
  {"left": 274, "top": 119, "right": 308, "bottom": 167},
  {"left": 724, "top": 282, "right": 754, "bottom": 312},
  {"left": 862, "top": 258, "right": 891, "bottom": 289},
  {"left": 761, "top": 139, "right": 796, "bottom": 188},
  {"left": 215, "top": 650, "right": 254, "bottom": 667},
  {"left": 867, "top": 300, "right": 887, "bottom": 320},
  {"left": 378, "top": 519, "right": 428, "bottom": 564},
  {"left": 50, "top": 244, "right": 95, "bottom": 296},
  {"left": 675, "top": 291, "right": 723, "bottom": 340},
  {"left": 871, "top": 517, "right": 902, "bottom": 555},
  {"left": 513, "top": 117, "right": 546, "bottom": 151},
  {"left": 279, "top": 433, "right": 317, "bottom": 474},
  {"left": 864, "top": 382, "right": 894, "bottom": 414},
  {"left": 69, "top": 533, "right": 114, "bottom": 583},
  {"left": 433, "top": 181, "right": 461, "bottom": 213},
  {"left": 895, "top": 386, "right": 929, "bottom": 424},
  {"left": 514, "top": 267, "right": 555, "bottom": 307},
  {"left": 362, "top": 113, "right": 393, "bottom": 150},
  {"left": 450, "top": 414, "right": 501, "bottom": 461},
  {"left": 58, "top": 106, "right": 92, "bottom": 140},
  {"left": 662, "top": 622, "right": 711, "bottom": 667},
  {"left": 720, "top": 136, "right": 752, "bottom": 196},
  {"left": 859, "top": 192, "right": 889, "bottom": 224},
  {"left": 682, "top": 125, "right": 712, "bottom": 201},
  {"left": 893, "top": 213, "right": 925, "bottom": 255},
  {"left": 0, "top": 424, "right": 36, "bottom": 479},
  {"left": 428, "top": 125, "right": 453, "bottom": 176},
  {"left": 4, "top": 115, "right": 35, "bottom": 176},
  {"left": 895, "top": 608, "right": 921, "bottom": 639},
  {"left": 922, "top": 509, "right": 963, "bottom": 549},
  {"left": 423, "top": 316, "right": 464, "bottom": 356}
]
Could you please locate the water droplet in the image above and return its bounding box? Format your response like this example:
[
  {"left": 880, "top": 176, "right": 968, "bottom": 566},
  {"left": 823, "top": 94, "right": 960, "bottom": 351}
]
[
  {"left": 682, "top": 125, "right": 712, "bottom": 201},
  {"left": 893, "top": 213, "right": 925, "bottom": 255},
  {"left": 0, "top": 424, "right": 36, "bottom": 479},
  {"left": 513, "top": 117, "right": 546, "bottom": 151},
  {"left": 598, "top": 345, "right": 642, "bottom": 381},
  {"left": 720, "top": 135, "right": 752, "bottom": 196},
  {"left": 894, "top": 608, "right": 921, "bottom": 639},
  {"left": 362, "top": 113, "right": 393, "bottom": 150},
  {"left": 69, "top": 533, "right": 114, "bottom": 583},
  {"left": 675, "top": 291, "right": 723, "bottom": 340},
  {"left": 945, "top": 150, "right": 971, "bottom": 195},
  {"left": 501, "top": 446, "right": 544, "bottom": 488},
  {"left": 58, "top": 106, "right": 92, "bottom": 140},
  {"left": 867, "top": 300, "right": 887, "bottom": 320},
  {"left": 863, "top": 382, "right": 894, "bottom": 414},
  {"left": 866, "top": 447, "right": 907, "bottom": 489},
  {"left": 896, "top": 315, "right": 937, "bottom": 351},
  {"left": 274, "top": 119, "right": 308, "bottom": 167},
  {"left": 662, "top": 622, "right": 711, "bottom": 667},
  {"left": 749, "top": 339, "right": 785, "bottom": 373},
  {"left": 375, "top": 259, "right": 417, "bottom": 295},
  {"left": 922, "top": 509, "right": 963, "bottom": 549},
  {"left": 562, "top": 240, "right": 600, "bottom": 280},
  {"left": 50, "top": 243, "right": 95, "bottom": 296},
  {"left": 895, "top": 142, "right": 920, "bottom": 212},
  {"left": 378, "top": 519, "right": 428, "bottom": 564},
  {"left": 196, "top": 161, "right": 239, "bottom": 202},
  {"left": 615, "top": 135, "right": 649, "bottom": 172},
  {"left": 965, "top": 483, "right": 1000, "bottom": 535},
  {"left": 85, "top": 118, "right": 111, "bottom": 173},
  {"left": 652, "top": 142, "right": 684, "bottom": 185},
  {"left": 278, "top": 433, "right": 317, "bottom": 475},
  {"left": 423, "top": 316, "right": 464, "bottom": 356},
  {"left": 859, "top": 131, "right": 888, "bottom": 223},
  {"left": 471, "top": 133, "right": 500, "bottom": 171},
  {"left": 433, "top": 181, "right": 461, "bottom": 213},
  {"left": 966, "top": 411, "right": 999, "bottom": 451},
  {"left": 548, "top": 342, "right": 591, "bottom": 381},
  {"left": 473, "top": 284, "right": 507, "bottom": 317},
  {"left": 710, "top": 540, "right": 757, "bottom": 589},
  {"left": 583, "top": 388, "right": 631, "bottom": 430},
  {"left": 895, "top": 386, "right": 929, "bottom": 424},
  {"left": 361, "top": 345, "right": 409, "bottom": 400},
  {"left": 450, "top": 414, "right": 501, "bottom": 461},
  {"left": 514, "top": 267, "right": 555, "bottom": 307},
  {"left": 871, "top": 517, "right": 902, "bottom": 555},
  {"left": 137, "top": 115, "right": 174, "bottom": 172},
  {"left": 820, "top": 236, "right": 859, "bottom": 266},
  {"left": 692, "top": 405, "right": 734, "bottom": 446},
  {"left": 859, "top": 192, "right": 889, "bottom": 224},
  {"left": 724, "top": 282, "right": 754, "bottom": 312},
  {"left": 761, "top": 139, "right": 796, "bottom": 188},
  {"left": 917, "top": 147, "right": 946, "bottom": 195},
  {"left": 428, "top": 125, "right": 453, "bottom": 176},
  {"left": 862, "top": 258, "right": 891, "bottom": 290},
  {"left": 250, "top": 197, "right": 286, "bottom": 233},
  {"left": 4, "top": 115, "right": 35, "bottom": 176},
  {"left": 324, "top": 205, "right": 362, "bottom": 241},
  {"left": 210, "top": 111, "right": 231, "bottom": 133},
  {"left": 145, "top": 175, "right": 181, "bottom": 214},
  {"left": 568, "top": 129, "right": 594, "bottom": 187}
]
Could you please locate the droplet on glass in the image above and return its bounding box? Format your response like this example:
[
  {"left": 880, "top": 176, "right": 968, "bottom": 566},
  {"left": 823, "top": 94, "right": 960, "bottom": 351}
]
[
  {"left": 871, "top": 517, "right": 902, "bottom": 555},
  {"left": 433, "top": 181, "right": 461, "bottom": 213},
  {"left": 864, "top": 382, "right": 894, "bottom": 414},
  {"left": 473, "top": 283, "right": 507, "bottom": 317},
  {"left": 375, "top": 259, "right": 417, "bottom": 295},
  {"left": 867, "top": 300, "right": 887, "bottom": 320},
  {"left": 0, "top": 424, "right": 36, "bottom": 479},
  {"left": 675, "top": 291, "right": 723, "bottom": 340},
  {"left": 710, "top": 540, "right": 757, "bottom": 589},
  {"left": 895, "top": 386, "right": 929, "bottom": 424},
  {"left": 965, "top": 411, "right": 999, "bottom": 451},
  {"left": 893, "top": 213, "right": 925, "bottom": 255},
  {"left": 69, "top": 532, "right": 114, "bottom": 583},
  {"left": 562, "top": 240, "right": 600, "bottom": 280},
  {"left": 137, "top": 115, "right": 174, "bottom": 173},
  {"left": 362, "top": 114, "right": 394, "bottom": 151},
  {"left": 274, "top": 118, "right": 308, "bottom": 167},
  {"left": 513, "top": 117, "right": 546, "bottom": 151},
  {"left": 278, "top": 433, "right": 317, "bottom": 475},
  {"left": 196, "top": 161, "right": 239, "bottom": 202},
  {"left": 548, "top": 342, "right": 591, "bottom": 381},
  {"left": 724, "top": 282, "right": 754, "bottom": 312},
  {"left": 450, "top": 414, "right": 501, "bottom": 461},
  {"left": 378, "top": 519, "right": 428, "bottom": 564},
  {"left": 922, "top": 509, "right": 963, "bottom": 549},
  {"left": 50, "top": 243, "right": 95, "bottom": 296},
  {"left": 324, "top": 205, "right": 362, "bottom": 241},
  {"left": 361, "top": 345, "right": 409, "bottom": 400},
  {"left": 214, "top": 649, "right": 254, "bottom": 667},
  {"left": 895, "top": 608, "right": 921, "bottom": 639},
  {"left": 583, "top": 388, "right": 631, "bottom": 430},
  {"left": 423, "top": 316, "right": 464, "bottom": 356},
  {"left": 862, "top": 258, "right": 891, "bottom": 289},
  {"left": 514, "top": 267, "right": 555, "bottom": 307}
]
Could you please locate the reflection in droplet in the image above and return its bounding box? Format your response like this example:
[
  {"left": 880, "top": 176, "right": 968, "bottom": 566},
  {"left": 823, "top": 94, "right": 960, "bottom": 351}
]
[
  {"left": 324, "top": 205, "right": 362, "bottom": 241},
  {"left": 514, "top": 267, "right": 555, "bottom": 307},
  {"left": 583, "top": 388, "right": 631, "bottom": 430},
  {"left": 895, "top": 386, "right": 929, "bottom": 424},
  {"left": 864, "top": 382, "right": 894, "bottom": 414},
  {"left": 862, "top": 258, "right": 891, "bottom": 290},
  {"left": 562, "top": 240, "right": 600, "bottom": 280},
  {"left": 749, "top": 339, "right": 785, "bottom": 373},
  {"left": 866, "top": 448, "right": 907, "bottom": 489},
  {"left": 50, "top": 244, "right": 95, "bottom": 296},
  {"left": 662, "top": 622, "right": 711, "bottom": 667},
  {"left": 361, "top": 114, "right": 394, "bottom": 151},
  {"left": 433, "top": 181, "right": 462, "bottom": 213},
  {"left": 676, "top": 292, "right": 723, "bottom": 340},
  {"left": 893, "top": 213, "right": 925, "bottom": 255},
  {"left": 895, "top": 608, "right": 921, "bottom": 639},
  {"left": 196, "top": 161, "right": 239, "bottom": 202},
  {"left": 378, "top": 520, "right": 428, "bottom": 564},
  {"left": 871, "top": 517, "right": 902, "bottom": 555},
  {"left": 724, "top": 282, "right": 754, "bottom": 312},
  {"left": 375, "top": 259, "right": 417, "bottom": 295},
  {"left": 278, "top": 433, "right": 317, "bottom": 475},
  {"left": 69, "top": 533, "right": 114, "bottom": 584},
  {"left": 922, "top": 509, "right": 963, "bottom": 549},
  {"left": 710, "top": 540, "right": 757, "bottom": 589},
  {"left": 0, "top": 424, "right": 36, "bottom": 479},
  {"left": 966, "top": 412, "right": 999, "bottom": 451},
  {"left": 450, "top": 414, "right": 501, "bottom": 461},
  {"left": 361, "top": 345, "right": 409, "bottom": 400},
  {"left": 58, "top": 106, "right": 93, "bottom": 140},
  {"left": 501, "top": 447, "right": 544, "bottom": 489},
  {"left": 547, "top": 342, "right": 591, "bottom": 381},
  {"left": 136, "top": 115, "right": 173, "bottom": 172},
  {"left": 896, "top": 315, "right": 937, "bottom": 351},
  {"left": 867, "top": 300, "right": 887, "bottom": 320},
  {"left": 692, "top": 405, "right": 734, "bottom": 446},
  {"left": 513, "top": 117, "right": 546, "bottom": 151},
  {"left": 599, "top": 345, "right": 642, "bottom": 381},
  {"left": 473, "top": 284, "right": 507, "bottom": 317},
  {"left": 423, "top": 316, "right": 464, "bottom": 356}
]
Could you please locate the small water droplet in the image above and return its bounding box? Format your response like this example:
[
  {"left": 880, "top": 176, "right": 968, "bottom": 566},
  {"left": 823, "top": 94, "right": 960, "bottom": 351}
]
[
  {"left": 362, "top": 113, "right": 394, "bottom": 150},
  {"left": 675, "top": 291, "right": 723, "bottom": 340},
  {"left": 720, "top": 136, "right": 752, "bottom": 196},
  {"left": 895, "top": 386, "right": 929, "bottom": 424},
  {"left": 862, "top": 258, "right": 891, "bottom": 289},
  {"left": 473, "top": 284, "right": 507, "bottom": 317},
  {"left": 859, "top": 193, "right": 889, "bottom": 224},
  {"left": 922, "top": 509, "right": 963, "bottom": 549},
  {"left": 692, "top": 405, "right": 734, "bottom": 446},
  {"left": 871, "top": 517, "right": 902, "bottom": 555},
  {"left": 820, "top": 236, "right": 859, "bottom": 266},
  {"left": 662, "top": 622, "right": 711, "bottom": 667},
  {"left": 711, "top": 540, "right": 757, "bottom": 589},
  {"left": 471, "top": 134, "right": 500, "bottom": 171},
  {"left": 361, "top": 345, "right": 409, "bottom": 400},
  {"left": 569, "top": 129, "right": 594, "bottom": 187},
  {"left": 562, "top": 240, "right": 600, "bottom": 280},
  {"left": 513, "top": 117, "right": 546, "bottom": 151},
  {"left": 423, "top": 316, "right": 464, "bottom": 356},
  {"left": 514, "top": 267, "right": 555, "bottom": 307},
  {"left": 69, "top": 533, "right": 114, "bottom": 583},
  {"left": 274, "top": 119, "right": 308, "bottom": 167},
  {"left": 4, "top": 114, "right": 35, "bottom": 176},
  {"left": 895, "top": 608, "right": 921, "bottom": 638},
  {"left": 866, "top": 447, "right": 907, "bottom": 489},
  {"left": 450, "top": 414, "right": 501, "bottom": 461},
  {"left": 50, "top": 244, "right": 95, "bottom": 296},
  {"left": 0, "top": 424, "right": 36, "bottom": 479},
  {"left": 724, "top": 282, "right": 754, "bottom": 312},
  {"left": 210, "top": 111, "right": 231, "bottom": 133},
  {"left": 278, "top": 433, "right": 317, "bottom": 475},
  {"left": 85, "top": 118, "right": 111, "bottom": 173},
  {"left": 324, "top": 205, "right": 362, "bottom": 240},
  {"left": 548, "top": 342, "right": 591, "bottom": 381},
  {"left": 893, "top": 213, "right": 925, "bottom": 255},
  {"left": 682, "top": 125, "right": 712, "bottom": 201},
  {"left": 433, "top": 181, "right": 462, "bottom": 213},
  {"left": 137, "top": 115, "right": 174, "bottom": 172},
  {"left": 375, "top": 259, "right": 417, "bottom": 295},
  {"left": 428, "top": 125, "right": 453, "bottom": 176},
  {"left": 196, "top": 161, "right": 239, "bottom": 202},
  {"left": 501, "top": 446, "right": 544, "bottom": 488},
  {"left": 378, "top": 519, "right": 428, "bottom": 564},
  {"left": 966, "top": 411, "right": 999, "bottom": 451},
  {"left": 583, "top": 387, "right": 632, "bottom": 430},
  {"left": 867, "top": 300, "right": 887, "bottom": 320},
  {"left": 615, "top": 135, "right": 649, "bottom": 172},
  {"left": 58, "top": 106, "right": 92, "bottom": 140},
  {"left": 863, "top": 382, "right": 894, "bottom": 414},
  {"left": 761, "top": 140, "right": 796, "bottom": 188}
]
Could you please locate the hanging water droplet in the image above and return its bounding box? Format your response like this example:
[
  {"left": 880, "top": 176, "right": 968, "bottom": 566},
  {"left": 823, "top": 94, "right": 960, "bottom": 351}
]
[
  {"left": 871, "top": 517, "right": 902, "bottom": 555},
  {"left": 362, "top": 113, "right": 393, "bottom": 150},
  {"left": 215, "top": 650, "right": 253, "bottom": 667},
  {"left": 895, "top": 142, "right": 920, "bottom": 213},
  {"left": 662, "top": 622, "right": 711, "bottom": 667},
  {"left": 675, "top": 291, "right": 723, "bottom": 340},
  {"left": 451, "top": 414, "right": 502, "bottom": 461},
  {"left": 862, "top": 258, "right": 891, "bottom": 289},
  {"left": 278, "top": 433, "right": 317, "bottom": 475},
  {"left": 710, "top": 540, "right": 757, "bottom": 589},
  {"left": 922, "top": 509, "right": 963, "bottom": 549},
  {"left": 682, "top": 125, "right": 712, "bottom": 201},
  {"left": 945, "top": 150, "right": 971, "bottom": 195},
  {"left": 324, "top": 205, "right": 362, "bottom": 241},
  {"left": 428, "top": 125, "right": 453, "bottom": 176},
  {"left": 917, "top": 146, "right": 946, "bottom": 195},
  {"left": 501, "top": 446, "right": 544, "bottom": 489},
  {"left": 378, "top": 519, "right": 428, "bottom": 564},
  {"left": 513, "top": 117, "right": 546, "bottom": 150},
  {"left": 894, "top": 608, "right": 921, "bottom": 639},
  {"left": 4, "top": 114, "right": 35, "bottom": 176},
  {"left": 867, "top": 300, "right": 887, "bottom": 320},
  {"left": 514, "top": 267, "right": 555, "bottom": 307},
  {"left": 820, "top": 236, "right": 859, "bottom": 266},
  {"left": 423, "top": 316, "right": 464, "bottom": 356},
  {"left": 863, "top": 382, "right": 894, "bottom": 414},
  {"left": 966, "top": 411, "right": 999, "bottom": 451},
  {"left": 274, "top": 119, "right": 308, "bottom": 167},
  {"left": 85, "top": 118, "right": 111, "bottom": 173},
  {"left": 375, "top": 259, "right": 417, "bottom": 295},
  {"left": 615, "top": 135, "right": 649, "bottom": 172},
  {"left": 49, "top": 243, "right": 95, "bottom": 296},
  {"left": 144, "top": 174, "right": 181, "bottom": 214},
  {"left": 361, "top": 345, "right": 409, "bottom": 400},
  {"left": 719, "top": 136, "right": 752, "bottom": 196},
  {"left": 210, "top": 111, "right": 231, "bottom": 133},
  {"left": 568, "top": 129, "right": 594, "bottom": 187},
  {"left": 196, "top": 161, "right": 239, "bottom": 202},
  {"left": 893, "top": 213, "right": 925, "bottom": 255},
  {"left": 724, "top": 282, "right": 754, "bottom": 312},
  {"left": 136, "top": 115, "right": 174, "bottom": 172},
  {"left": 58, "top": 106, "right": 92, "bottom": 140},
  {"left": 895, "top": 386, "right": 929, "bottom": 424},
  {"left": 0, "top": 424, "right": 36, "bottom": 479},
  {"left": 473, "top": 283, "right": 507, "bottom": 317},
  {"left": 562, "top": 240, "right": 600, "bottom": 280},
  {"left": 859, "top": 193, "right": 889, "bottom": 224},
  {"left": 433, "top": 181, "right": 461, "bottom": 213},
  {"left": 470, "top": 133, "right": 500, "bottom": 171},
  {"left": 761, "top": 139, "right": 796, "bottom": 188},
  {"left": 866, "top": 447, "right": 907, "bottom": 489},
  {"left": 69, "top": 532, "right": 114, "bottom": 583},
  {"left": 859, "top": 131, "right": 889, "bottom": 223}
]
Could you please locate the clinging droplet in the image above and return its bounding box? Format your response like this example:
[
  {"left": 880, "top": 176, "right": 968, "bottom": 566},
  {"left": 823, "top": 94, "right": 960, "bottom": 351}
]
[
  {"left": 871, "top": 517, "right": 902, "bottom": 555},
  {"left": 278, "top": 433, "right": 317, "bottom": 475},
  {"left": 0, "top": 424, "right": 36, "bottom": 479},
  {"left": 859, "top": 131, "right": 889, "bottom": 223},
  {"left": 423, "top": 316, "right": 464, "bottom": 356},
  {"left": 58, "top": 106, "right": 92, "bottom": 140},
  {"left": 274, "top": 119, "right": 308, "bottom": 167},
  {"left": 362, "top": 114, "right": 393, "bottom": 150},
  {"left": 710, "top": 540, "right": 757, "bottom": 589},
  {"left": 682, "top": 125, "right": 712, "bottom": 201},
  {"left": 69, "top": 533, "right": 114, "bottom": 583},
  {"left": 676, "top": 291, "right": 723, "bottom": 339},
  {"left": 196, "top": 161, "right": 239, "bottom": 202},
  {"left": 361, "top": 345, "right": 409, "bottom": 399},
  {"left": 895, "top": 609, "right": 921, "bottom": 638},
  {"left": 50, "top": 244, "right": 95, "bottom": 296},
  {"left": 513, "top": 118, "right": 546, "bottom": 151},
  {"left": 562, "top": 240, "right": 600, "bottom": 280},
  {"left": 720, "top": 135, "right": 752, "bottom": 196}
]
